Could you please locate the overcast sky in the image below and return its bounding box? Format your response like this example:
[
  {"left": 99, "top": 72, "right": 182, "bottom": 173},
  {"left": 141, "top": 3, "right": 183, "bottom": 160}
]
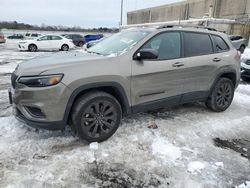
[{"left": 0, "top": 0, "right": 181, "bottom": 28}]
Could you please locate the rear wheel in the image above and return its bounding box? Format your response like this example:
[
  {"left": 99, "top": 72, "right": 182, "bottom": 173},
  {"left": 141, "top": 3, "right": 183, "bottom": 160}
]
[
  {"left": 206, "top": 78, "right": 234, "bottom": 112},
  {"left": 71, "top": 91, "right": 122, "bottom": 142},
  {"left": 61, "top": 44, "right": 69, "bottom": 51},
  {"left": 78, "top": 41, "right": 84, "bottom": 47},
  {"left": 28, "top": 44, "right": 37, "bottom": 52},
  {"left": 241, "top": 76, "right": 250, "bottom": 82}
]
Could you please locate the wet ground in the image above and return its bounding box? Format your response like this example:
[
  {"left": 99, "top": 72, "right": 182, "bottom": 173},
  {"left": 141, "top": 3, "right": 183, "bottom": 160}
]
[{"left": 214, "top": 138, "right": 250, "bottom": 161}]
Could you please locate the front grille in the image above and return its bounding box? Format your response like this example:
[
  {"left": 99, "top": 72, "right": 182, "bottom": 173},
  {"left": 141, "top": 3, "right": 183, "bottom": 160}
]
[
  {"left": 246, "top": 60, "right": 250, "bottom": 65},
  {"left": 11, "top": 73, "right": 18, "bottom": 89}
]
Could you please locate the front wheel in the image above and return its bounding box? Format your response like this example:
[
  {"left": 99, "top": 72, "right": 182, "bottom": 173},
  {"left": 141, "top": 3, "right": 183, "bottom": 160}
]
[
  {"left": 28, "top": 44, "right": 37, "bottom": 52},
  {"left": 61, "top": 44, "right": 69, "bottom": 51},
  {"left": 71, "top": 91, "right": 122, "bottom": 143},
  {"left": 206, "top": 78, "right": 234, "bottom": 112}
]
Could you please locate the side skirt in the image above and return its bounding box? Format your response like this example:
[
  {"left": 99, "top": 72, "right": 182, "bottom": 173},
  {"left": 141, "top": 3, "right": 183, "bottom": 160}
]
[{"left": 131, "top": 91, "right": 209, "bottom": 114}]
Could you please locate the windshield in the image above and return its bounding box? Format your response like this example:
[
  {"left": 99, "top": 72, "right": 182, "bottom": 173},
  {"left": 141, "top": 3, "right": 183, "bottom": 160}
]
[{"left": 87, "top": 30, "right": 151, "bottom": 56}]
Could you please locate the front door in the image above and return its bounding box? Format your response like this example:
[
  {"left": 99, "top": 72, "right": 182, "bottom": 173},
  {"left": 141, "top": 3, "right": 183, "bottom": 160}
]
[
  {"left": 36, "top": 35, "right": 51, "bottom": 50},
  {"left": 131, "top": 31, "right": 186, "bottom": 111}
]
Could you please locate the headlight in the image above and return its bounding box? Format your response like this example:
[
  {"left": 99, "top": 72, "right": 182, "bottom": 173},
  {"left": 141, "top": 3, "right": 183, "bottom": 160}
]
[
  {"left": 18, "top": 74, "right": 63, "bottom": 87},
  {"left": 19, "top": 41, "right": 27, "bottom": 44}
]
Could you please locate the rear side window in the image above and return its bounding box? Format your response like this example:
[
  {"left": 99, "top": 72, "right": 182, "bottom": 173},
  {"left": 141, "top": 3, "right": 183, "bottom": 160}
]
[
  {"left": 51, "top": 36, "right": 62, "bottom": 40},
  {"left": 39, "top": 35, "right": 50, "bottom": 41},
  {"left": 31, "top": 34, "right": 38, "bottom": 37},
  {"left": 184, "top": 32, "right": 213, "bottom": 57},
  {"left": 212, "top": 35, "right": 229, "bottom": 52}
]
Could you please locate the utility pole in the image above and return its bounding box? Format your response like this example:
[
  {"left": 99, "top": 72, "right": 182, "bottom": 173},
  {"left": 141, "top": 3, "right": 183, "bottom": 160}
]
[{"left": 120, "top": 0, "right": 124, "bottom": 26}]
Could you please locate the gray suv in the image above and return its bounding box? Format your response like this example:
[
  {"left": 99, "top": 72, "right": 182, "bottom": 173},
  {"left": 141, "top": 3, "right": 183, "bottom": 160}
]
[{"left": 9, "top": 26, "right": 241, "bottom": 142}]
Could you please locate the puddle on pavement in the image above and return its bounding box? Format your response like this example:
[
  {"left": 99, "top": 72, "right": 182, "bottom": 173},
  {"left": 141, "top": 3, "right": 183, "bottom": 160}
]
[
  {"left": 214, "top": 138, "right": 250, "bottom": 160},
  {"left": 50, "top": 139, "right": 86, "bottom": 153}
]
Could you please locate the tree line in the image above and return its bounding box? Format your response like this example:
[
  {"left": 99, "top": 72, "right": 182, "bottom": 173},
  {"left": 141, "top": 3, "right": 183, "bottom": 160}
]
[{"left": 0, "top": 21, "right": 119, "bottom": 33}]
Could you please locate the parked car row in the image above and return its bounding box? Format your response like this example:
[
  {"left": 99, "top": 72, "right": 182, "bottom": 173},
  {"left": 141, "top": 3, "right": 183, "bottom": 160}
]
[
  {"left": 14, "top": 33, "right": 104, "bottom": 52},
  {"left": 61, "top": 33, "right": 104, "bottom": 47}
]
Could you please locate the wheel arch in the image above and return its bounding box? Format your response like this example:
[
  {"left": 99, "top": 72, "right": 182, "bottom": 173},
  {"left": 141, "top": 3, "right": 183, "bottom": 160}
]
[
  {"left": 210, "top": 70, "right": 237, "bottom": 95},
  {"left": 63, "top": 82, "right": 131, "bottom": 124},
  {"left": 28, "top": 43, "right": 37, "bottom": 49},
  {"left": 61, "top": 43, "right": 69, "bottom": 49}
]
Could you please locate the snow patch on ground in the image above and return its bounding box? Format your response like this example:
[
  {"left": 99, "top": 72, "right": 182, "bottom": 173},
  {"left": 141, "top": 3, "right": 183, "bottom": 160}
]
[
  {"left": 152, "top": 137, "right": 182, "bottom": 163},
  {"left": 236, "top": 181, "right": 250, "bottom": 188},
  {"left": 187, "top": 161, "right": 206, "bottom": 174}
]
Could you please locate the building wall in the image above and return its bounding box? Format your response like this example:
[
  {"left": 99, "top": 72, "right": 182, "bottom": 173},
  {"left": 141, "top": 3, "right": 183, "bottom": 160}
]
[{"left": 127, "top": 0, "right": 250, "bottom": 24}]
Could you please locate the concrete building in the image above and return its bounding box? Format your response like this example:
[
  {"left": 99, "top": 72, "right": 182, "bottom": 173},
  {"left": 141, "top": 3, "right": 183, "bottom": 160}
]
[{"left": 127, "top": 0, "right": 250, "bottom": 40}]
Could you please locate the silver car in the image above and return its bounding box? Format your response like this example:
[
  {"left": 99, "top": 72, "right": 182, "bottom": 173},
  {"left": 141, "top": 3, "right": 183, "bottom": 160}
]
[
  {"left": 229, "top": 35, "right": 247, "bottom": 53},
  {"left": 9, "top": 25, "right": 241, "bottom": 142}
]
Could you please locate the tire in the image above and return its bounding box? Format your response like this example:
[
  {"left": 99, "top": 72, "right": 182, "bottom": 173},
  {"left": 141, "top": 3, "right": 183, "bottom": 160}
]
[
  {"left": 61, "top": 44, "right": 69, "bottom": 51},
  {"left": 28, "top": 44, "right": 37, "bottom": 52},
  {"left": 71, "top": 91, "right": 122, "bottom": 142},
  {"left": 206, "top": 78, "right": 234, "bottom": 112},
  {"left": 241, "top": 76, "right": 250, "bottom": 82},
  {"left": 78, "top": 41, "right": 84, "bottom": 47},
  {"left": 239, "top": 45, "right": 245, "bottom": 54}
]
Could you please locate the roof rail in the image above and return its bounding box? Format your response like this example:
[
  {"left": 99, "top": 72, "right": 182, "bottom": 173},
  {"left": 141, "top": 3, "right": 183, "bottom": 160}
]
[
  {"left": 121, "top": 18, "right": 236, "bottom": 29},
  {"left": 157, "top": 24, "right": 217, "bottom": 31}
]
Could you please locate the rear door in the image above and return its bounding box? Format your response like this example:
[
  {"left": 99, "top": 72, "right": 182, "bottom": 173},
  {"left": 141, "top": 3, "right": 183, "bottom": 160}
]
[
  {"left": 50, "top": 35, "right": 63, "bottom": 49},
  {"left": 180, "top": 32, "right": 228, "bottom": 102},
  {"left": 131, "top": 31, "right": 186, "bottom": 110}
]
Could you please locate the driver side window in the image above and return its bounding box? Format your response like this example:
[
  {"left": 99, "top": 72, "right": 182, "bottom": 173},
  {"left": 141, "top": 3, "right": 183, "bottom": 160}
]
[{"left": 141, "top": 32, "right": 181, "bottom": 60}]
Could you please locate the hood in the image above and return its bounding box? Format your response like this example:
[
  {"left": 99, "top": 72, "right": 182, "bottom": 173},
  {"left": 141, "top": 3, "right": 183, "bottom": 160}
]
[{"left": 15, "top": 51, "right": 108, "bottom": 76}]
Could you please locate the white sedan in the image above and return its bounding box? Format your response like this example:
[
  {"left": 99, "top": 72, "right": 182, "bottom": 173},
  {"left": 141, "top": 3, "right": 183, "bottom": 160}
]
[{"left": 18, "top": 35, "right": 74, "bottom": 52}]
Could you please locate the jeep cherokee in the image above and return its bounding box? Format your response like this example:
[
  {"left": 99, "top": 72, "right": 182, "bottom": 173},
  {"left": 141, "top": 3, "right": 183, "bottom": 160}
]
[{"left": 9, "top": 26, "right": 241, "bottom": 142}]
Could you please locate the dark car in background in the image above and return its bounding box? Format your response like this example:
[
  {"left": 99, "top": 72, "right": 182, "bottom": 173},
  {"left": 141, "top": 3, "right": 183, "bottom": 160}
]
[
  {"left": 62, "top": 34, "right": 85, "bottom": 47},
  {"left": 84, "top": 34, "right": 104, "bottom": 43},
  {"left": 0, "top": 31, "right": 5, "bottom": 43},
  {"left": 7, "top": 34, "right": 24, "bottom": 39}
]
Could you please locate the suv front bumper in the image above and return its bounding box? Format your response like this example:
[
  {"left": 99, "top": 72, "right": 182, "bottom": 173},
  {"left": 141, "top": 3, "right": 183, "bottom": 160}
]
[
  {"left": 8, "top": 81, "right": 72, "bottom": 130},
  {"left": 14, "top": 106, "right": 66, "bottom": 130}
]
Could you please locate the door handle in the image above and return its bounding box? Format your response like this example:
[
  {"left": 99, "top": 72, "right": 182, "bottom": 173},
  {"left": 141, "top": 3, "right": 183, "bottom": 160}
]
[
  {"left": 172, "top": 62, "right": 184, "bottom": 67},
  {"left": 213, "top": 58, "right": 221, "bottom": 62}
]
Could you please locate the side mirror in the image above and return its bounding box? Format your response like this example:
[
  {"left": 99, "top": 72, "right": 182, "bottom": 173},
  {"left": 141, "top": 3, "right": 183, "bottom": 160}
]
[{"left": 134, "top": 49, "right": 158, "bottom": 61}]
